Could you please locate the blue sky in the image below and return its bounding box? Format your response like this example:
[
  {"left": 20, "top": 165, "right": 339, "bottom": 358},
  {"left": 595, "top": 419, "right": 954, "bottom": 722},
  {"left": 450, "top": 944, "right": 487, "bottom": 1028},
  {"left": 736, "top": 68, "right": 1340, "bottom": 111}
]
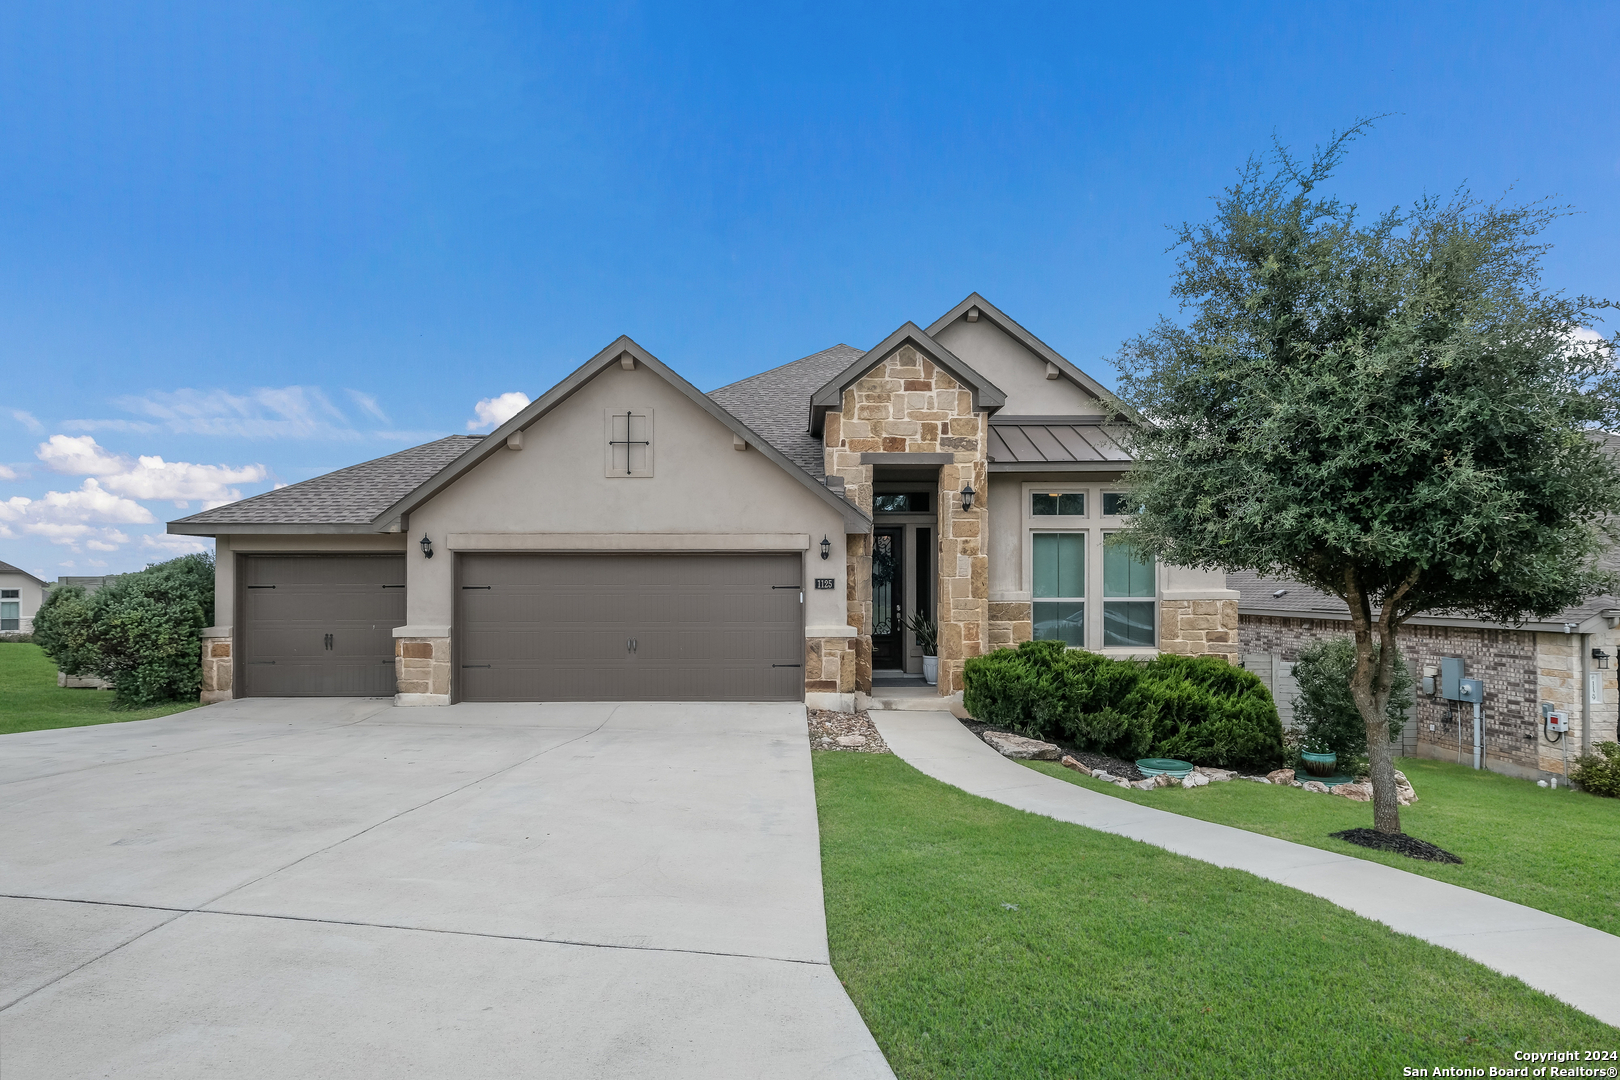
[{"left": 2, "top": 1, "right": 1616, "bottom": 579}]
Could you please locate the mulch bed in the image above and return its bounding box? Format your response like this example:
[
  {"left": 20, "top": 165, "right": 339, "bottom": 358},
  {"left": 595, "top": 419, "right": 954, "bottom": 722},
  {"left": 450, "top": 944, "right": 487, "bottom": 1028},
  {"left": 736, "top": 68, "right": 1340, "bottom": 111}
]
[
  {"left": 957, "top": 718, "right": 1144, "bottom": 780},
  {"left": 1330, "top": 828, "right": 1463, "bottom": 864},
  {"left": 808, "top": 710, "right": 891, "bottom": 754}
]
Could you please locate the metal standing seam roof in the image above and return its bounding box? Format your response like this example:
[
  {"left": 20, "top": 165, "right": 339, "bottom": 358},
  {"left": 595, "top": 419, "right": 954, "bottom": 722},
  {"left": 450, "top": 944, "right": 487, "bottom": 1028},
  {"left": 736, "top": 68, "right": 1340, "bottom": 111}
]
[
  {"left": 707, "top": 344, "right": 866, "bottom": 478},
  {"left": 170, "top": 436, "right": 482, "bottom": 527},
  {"left": 987, "top": 418, "right": 1132, "bottom": 465}
]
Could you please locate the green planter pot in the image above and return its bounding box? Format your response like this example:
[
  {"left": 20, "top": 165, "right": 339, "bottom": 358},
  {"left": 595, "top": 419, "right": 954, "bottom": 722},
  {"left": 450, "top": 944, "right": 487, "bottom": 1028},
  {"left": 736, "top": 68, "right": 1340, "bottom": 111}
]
[{"left": 1300, "top": 750, "right": 1337, "bottom": 778}]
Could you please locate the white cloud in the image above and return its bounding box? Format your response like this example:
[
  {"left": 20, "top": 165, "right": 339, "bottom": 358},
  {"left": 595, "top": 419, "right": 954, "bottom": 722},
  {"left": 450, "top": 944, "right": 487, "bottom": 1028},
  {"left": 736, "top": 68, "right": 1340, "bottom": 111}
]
[
  {"left": 37, "top": 435, "right": 267, "bottom": 505},
  {"left": 142, "top": 533, "right": 211, "bottom": 555},
  {"left": 468, "top": 392, "right": 530, "bottom": 431},
  {"left": 0, "top": 477, "right": 154, "bottom": 550},
  {"left": 10, "top": 409, "right": 43, "bottom": 433},
  {"left": 346, "top": 389, "right": 390, "bottom": 423},
  {"left": 87, "top": 558, "right": 108, "bottom": 567},
  {"left": 0, "top": 464, "right": 17, "bottom": 481},
  {"left": 67, "top": 386, "right": 362, "bottom": 440}
]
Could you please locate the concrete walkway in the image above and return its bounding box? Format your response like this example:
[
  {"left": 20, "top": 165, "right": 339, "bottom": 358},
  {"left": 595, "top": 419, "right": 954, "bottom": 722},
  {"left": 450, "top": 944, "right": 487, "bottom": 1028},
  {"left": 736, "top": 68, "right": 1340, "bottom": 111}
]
[
  {"left": 0, "top": 698, "right": 893, "bottom": 1079},
  {"left": 872, "top": 710, "right": 1620, "bottom": 1030}
]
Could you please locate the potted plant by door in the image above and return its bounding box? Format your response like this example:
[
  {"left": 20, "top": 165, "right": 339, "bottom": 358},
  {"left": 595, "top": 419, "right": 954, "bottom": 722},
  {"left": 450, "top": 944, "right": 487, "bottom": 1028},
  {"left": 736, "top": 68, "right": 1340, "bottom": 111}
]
[{"left": 905, "top": 612, "right": 940, "bottom": 685}]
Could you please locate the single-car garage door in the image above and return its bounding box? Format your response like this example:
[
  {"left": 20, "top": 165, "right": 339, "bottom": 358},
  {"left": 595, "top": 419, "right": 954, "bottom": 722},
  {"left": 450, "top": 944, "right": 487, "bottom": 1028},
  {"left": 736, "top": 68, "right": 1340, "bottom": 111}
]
[
  {"left": 456, "top": 552, "right": 803, "bottom": 702},
  {"left": 239, "top": 555, "right": 406, "bottom": 697}
]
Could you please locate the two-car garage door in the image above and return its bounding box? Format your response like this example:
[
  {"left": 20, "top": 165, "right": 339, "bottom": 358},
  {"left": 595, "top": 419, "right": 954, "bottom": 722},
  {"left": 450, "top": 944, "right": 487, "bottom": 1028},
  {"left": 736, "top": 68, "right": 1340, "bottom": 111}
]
[{"left": 456, "top": 552, "right": 804, "bottom": 702}]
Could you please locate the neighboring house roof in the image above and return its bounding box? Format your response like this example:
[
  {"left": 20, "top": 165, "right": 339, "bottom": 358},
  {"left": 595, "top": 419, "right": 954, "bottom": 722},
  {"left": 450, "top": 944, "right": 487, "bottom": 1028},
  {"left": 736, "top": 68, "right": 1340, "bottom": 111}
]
[
  {"left": 808, "top": 321, "right": 1006, "bottom": 436},
  {"left": 0, "top": 560, "right": 48, "bottom": 587},
  {"left": 708, "top": 343, "right": 864, "bottom": 477},
  {"left": 1230, "top": 569, "right": 1620, "bottom": 634},
  {"left": 987, "top": 416, "right": 1132, "bottom": 472},
  {"left": 170, "top": 436, "right": 481, "bottom": 534},
  {"left": 376, "top": 335, "right": 872, "bottom": 533}
]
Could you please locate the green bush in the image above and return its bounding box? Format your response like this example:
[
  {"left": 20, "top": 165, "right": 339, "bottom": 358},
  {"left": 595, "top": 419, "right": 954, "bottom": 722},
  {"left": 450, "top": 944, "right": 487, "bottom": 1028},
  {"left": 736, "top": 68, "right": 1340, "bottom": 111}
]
[
  {"left": 1571, "top": 742, "right": 1620, "bottom": 798},
  {"left": 32, "top": 554, "right": 214, "bottom": 707},
  {"left": 962, "top": 641, "right": 1285, "bottom": 772},
  {"left": 1291, "top": 637, "right": 1410, "bottom": 773}
]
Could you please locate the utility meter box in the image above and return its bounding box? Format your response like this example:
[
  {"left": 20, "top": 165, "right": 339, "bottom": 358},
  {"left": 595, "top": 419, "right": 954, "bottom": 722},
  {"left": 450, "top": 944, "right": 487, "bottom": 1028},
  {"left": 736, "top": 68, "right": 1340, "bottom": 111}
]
[
  {"left": 1547, "top": 710, "right": 1570, "bottom": 733},
  {"left": 1440, "top": 657, "right": 1467, "bottom": 701},
  {"left": 1458, "top": 678, "right": 1484, "bottom": 704}
]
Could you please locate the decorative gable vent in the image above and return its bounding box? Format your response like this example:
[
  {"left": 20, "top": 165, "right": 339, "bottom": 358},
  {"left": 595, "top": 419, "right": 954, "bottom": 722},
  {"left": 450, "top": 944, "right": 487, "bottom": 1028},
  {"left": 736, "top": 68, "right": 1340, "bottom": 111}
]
[{"left": 605, "top": 408, "right": 654, "bottom": 477}]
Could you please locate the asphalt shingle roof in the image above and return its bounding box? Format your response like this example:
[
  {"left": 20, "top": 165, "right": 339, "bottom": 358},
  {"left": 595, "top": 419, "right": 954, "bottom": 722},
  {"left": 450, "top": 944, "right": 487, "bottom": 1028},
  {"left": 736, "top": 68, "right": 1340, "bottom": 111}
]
[
  {"left": 0, "top": 560, "right": 48, "bottom": 585},
  {"left": 173, "top": 436, "right": 482, "bottom": 526},
  {"left": 707, "top": 344, "right": 865, "bottom": 478},
  {"left": 1229, "top": 568, "right": 1620, "bottom": 629}
]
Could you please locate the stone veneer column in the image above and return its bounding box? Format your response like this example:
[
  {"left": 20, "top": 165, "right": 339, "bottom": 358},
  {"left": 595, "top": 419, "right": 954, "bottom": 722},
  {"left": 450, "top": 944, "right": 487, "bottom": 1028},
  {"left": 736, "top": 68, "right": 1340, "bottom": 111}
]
[
  {"left": 804, "top": 633, "right": 858, "bottom": 710},
  {"left": 395, "top": 636, "right": 451, "bottom": 706},
  {"left": 988, "top": 602, "right": 1033, "bottom": 650},
  {"left": 1158, "top": 598, "right": 1240, "bottom": 662},
  {"left": 199, "top": 626, "right": 232, "bottom": 703},
  {"left": 823, "top": 343, "right": 988, "bottom": 696}
]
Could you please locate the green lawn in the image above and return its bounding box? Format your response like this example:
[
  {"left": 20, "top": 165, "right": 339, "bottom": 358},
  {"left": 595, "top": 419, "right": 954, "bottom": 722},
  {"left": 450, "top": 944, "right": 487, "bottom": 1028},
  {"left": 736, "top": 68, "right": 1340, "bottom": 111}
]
[
  {"left": 0, "top": 642, "right": 202, "bottom": 735},
  {"left": 815, "top": 751, "right": 1617, "bottom": 1078},
  {"left": 1024, "top": 756, "right": 1620, "bottom": 935}
]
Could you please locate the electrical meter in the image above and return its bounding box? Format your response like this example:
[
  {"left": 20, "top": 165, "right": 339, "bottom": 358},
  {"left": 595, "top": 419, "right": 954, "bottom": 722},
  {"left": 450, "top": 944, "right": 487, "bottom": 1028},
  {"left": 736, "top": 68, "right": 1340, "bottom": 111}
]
[{"left": 1547, "top": 710, "right": 1570, "bottom": 733}]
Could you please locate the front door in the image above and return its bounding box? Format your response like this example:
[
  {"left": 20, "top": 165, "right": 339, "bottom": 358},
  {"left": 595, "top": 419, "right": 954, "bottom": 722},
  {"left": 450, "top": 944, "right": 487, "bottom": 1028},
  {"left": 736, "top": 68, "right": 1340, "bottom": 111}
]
[{"left": 871, "top": 528, "right": 904, "bottom": 669}]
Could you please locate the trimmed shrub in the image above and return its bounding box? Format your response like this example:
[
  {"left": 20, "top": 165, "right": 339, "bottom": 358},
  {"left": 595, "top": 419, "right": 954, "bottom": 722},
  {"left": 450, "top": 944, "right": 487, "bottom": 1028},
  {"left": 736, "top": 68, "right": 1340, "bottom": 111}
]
[
  {"left": 1571, "top": 742, "right": 1620, "bottom": 798},
  {"left": 33, "top": 554, "right": 214, "bottom": 707},
  {"left": 1291, "top": 637, "right": 1410, "bottom": 773},
  {"left": 962, "top": 643, "right": 1285, "bottom": 772}
]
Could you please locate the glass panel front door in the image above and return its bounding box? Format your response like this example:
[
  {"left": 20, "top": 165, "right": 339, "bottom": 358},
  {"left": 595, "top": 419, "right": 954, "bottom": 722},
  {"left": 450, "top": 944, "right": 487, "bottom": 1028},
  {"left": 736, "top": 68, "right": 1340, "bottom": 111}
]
[{"left": 871, "top": 528, "right": 905, "bottom": 669}]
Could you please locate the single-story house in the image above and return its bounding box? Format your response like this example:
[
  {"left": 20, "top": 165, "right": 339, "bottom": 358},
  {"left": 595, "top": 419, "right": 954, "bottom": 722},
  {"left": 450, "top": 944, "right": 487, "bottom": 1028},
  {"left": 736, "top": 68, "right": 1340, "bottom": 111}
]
[
  {"left": 0, "top": 560, "right": 48, "bottom": 634},
  {"left": 1233, "top": 570, "right": 1620, "bottom": 781},
  {"left": 168, "top": 293, "right": 1238, "bottom": 710}
]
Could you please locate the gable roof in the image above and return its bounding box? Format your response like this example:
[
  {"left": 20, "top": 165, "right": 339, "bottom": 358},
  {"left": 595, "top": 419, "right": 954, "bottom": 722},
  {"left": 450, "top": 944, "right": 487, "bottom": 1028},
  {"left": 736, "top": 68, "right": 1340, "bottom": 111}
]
[
  {"left": 808, "top": 322, "right": 1006, "bottom": 436},
  {"left": 169, "top": 436, "right": 481, "bottom": 535},
  {"left": 708, "top": 343, "right": 864, "bottom": 477},
  {"left": 927, "top": 292, "right": 1115, "bottom": 404},
  {"left": 0, "top": 560, "right": 48, "bottom": 587},
  {"left": 379, "top": 335, "right": 872, "bottom": 532}
]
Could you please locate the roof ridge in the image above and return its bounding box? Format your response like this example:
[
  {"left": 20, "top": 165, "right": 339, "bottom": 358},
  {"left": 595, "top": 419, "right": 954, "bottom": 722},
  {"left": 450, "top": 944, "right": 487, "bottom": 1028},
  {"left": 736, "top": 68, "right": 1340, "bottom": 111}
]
[{"left": 708, "top": 343, "right": 863, "bottom": 397}]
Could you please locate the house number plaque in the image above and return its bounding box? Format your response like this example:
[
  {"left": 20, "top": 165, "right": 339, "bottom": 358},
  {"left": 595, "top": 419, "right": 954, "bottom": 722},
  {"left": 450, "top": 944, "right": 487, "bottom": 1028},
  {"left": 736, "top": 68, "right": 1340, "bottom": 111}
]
[{"left": 814, "top": 578, "right": 835, "bottom": 590}]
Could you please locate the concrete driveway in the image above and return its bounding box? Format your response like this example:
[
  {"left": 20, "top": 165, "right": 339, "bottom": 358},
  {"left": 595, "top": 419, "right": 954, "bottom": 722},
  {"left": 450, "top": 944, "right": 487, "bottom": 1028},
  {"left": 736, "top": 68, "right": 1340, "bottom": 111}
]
[{"left": 0, "top": 698, "right": 892, "bottom": 1079}]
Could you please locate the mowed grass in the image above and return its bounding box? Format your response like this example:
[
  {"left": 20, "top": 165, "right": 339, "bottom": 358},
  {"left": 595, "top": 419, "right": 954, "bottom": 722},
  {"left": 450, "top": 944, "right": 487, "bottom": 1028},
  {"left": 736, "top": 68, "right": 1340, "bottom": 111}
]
[
  {"left": 0, "top": 642, "right": 202, "bottom": 735},
  {"left": 815, "top": 751, "right": 1617, "bottom": 1079},
  {"left": 1024, "top": 756, "right": 1620, "bottom": 935}
]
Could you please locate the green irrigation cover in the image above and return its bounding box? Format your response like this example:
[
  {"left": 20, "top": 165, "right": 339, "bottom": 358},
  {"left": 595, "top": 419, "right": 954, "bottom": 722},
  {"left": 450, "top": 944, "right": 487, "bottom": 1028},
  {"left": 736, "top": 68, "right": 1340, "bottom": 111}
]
[{"left": 1136, "top": 758, "right": 1194, "bottom": 778}]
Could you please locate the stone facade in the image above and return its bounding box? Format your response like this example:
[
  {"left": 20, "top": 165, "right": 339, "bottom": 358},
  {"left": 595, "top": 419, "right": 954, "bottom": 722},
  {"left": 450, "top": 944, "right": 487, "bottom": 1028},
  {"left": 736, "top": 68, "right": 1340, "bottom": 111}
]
[
  {"left": 395, "top": 635, "right": 451, "bottom": 706},
  {"left": 823, "top": 344, "right": 988, "bottom": 695},
  {"left": 1240, "top": 614, "right": 1620, "bottom": 780},
  {"left": 1160, "top": 599, "right": 1239, "bottom": 662},
  {"left": 200, "top": 630, "right": 232, "bottom": 704},
  {"left": 988, "top": 600, "right": 1033, "bottom": 650},
  {"left": 805, "top": 634, "right": 858, "bottom": 699}
]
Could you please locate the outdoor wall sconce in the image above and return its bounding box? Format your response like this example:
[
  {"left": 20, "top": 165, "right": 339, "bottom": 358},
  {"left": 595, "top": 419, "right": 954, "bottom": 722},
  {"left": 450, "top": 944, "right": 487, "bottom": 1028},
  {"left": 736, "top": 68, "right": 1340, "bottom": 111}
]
[
  {"left": 1593, "top": 648, "right": 1611, "bottom": 670},
  {"left": 959, "top": 483, "right": 976, "bottom": 512},
  {"left": 820, "top": 535, "right": 831, "bottom": 560},
  {"left": 419, "top": 534, "right": 434, "bottom": 559}
]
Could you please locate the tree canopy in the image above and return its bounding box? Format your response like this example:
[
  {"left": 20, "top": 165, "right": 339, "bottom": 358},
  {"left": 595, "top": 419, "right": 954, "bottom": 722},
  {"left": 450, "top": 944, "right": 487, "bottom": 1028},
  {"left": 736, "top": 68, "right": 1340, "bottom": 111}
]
[{"left": 1112, "top": 121, "right": 1620, "bottom": 830}]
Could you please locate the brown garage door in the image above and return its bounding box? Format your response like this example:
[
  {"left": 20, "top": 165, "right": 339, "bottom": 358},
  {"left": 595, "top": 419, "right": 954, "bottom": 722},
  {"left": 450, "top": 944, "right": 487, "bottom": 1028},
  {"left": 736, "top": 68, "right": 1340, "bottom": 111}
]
[
  {"left": 456, "top": 552, "right": 803, "bottom": 702},
  {"left": 239, "top": 555, "right": 406, "bottom": 697}
]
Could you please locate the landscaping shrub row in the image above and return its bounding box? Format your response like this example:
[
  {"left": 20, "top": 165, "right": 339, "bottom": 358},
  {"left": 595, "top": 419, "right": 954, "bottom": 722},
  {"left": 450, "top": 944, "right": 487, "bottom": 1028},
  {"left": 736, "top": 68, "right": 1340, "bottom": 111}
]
[
  {"left": 32, "top": 553, "right": 214, "bottom": 707},
  {"left": 962, "top": 639, "right": 1286, "bottom": 772}
]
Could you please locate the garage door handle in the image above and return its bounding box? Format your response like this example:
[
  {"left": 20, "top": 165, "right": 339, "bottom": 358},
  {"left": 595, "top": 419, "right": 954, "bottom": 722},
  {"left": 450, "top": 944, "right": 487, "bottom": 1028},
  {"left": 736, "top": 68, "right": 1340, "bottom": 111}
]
[
  {"left": 249, "top": 660, "right": 276, "bottom": 665},
  {"left": 772, "top": 663, "right": 802, "bottom": 668},
  {"left": 462, "top": 585, "right": 492, "bottom": 590},
  {"left": 461, "top": 664, "right": 491, "bottom": 669},
  {"left": 381, "top": 584, "right": 404, "bottom": 589},
  {"left": 247, "top": 585, "right": 275, "bottom": 589},
  {"left": 771, "top": 585, "right": 801, "bottom": 589}
]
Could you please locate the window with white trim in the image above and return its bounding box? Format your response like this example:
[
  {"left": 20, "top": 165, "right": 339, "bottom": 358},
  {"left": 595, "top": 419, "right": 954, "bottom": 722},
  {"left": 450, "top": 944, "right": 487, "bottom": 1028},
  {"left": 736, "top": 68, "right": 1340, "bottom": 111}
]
[
  {"left": 1102, "top": 533, "right": 1155, "bottom": 647},
  {"left": 1032, "top": 532, "right": 1084, "bottom": 647}
]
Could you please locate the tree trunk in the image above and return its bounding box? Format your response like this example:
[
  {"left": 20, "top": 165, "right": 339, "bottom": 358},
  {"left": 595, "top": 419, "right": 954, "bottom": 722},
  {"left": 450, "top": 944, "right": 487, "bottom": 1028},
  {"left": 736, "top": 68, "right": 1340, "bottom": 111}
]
[
  {"left": 1363, "top": 713, "right": 1402, "bottom": 834},
  {"left": 1343, "top": 566, "right": 1412, "bottom": 835}
]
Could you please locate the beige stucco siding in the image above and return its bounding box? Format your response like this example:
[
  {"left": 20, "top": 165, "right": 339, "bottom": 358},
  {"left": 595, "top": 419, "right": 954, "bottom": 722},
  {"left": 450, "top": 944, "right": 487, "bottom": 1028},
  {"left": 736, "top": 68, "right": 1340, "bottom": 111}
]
[
  {"left": 932, "top": 318, "right": 1100, "bottom": 416},
  {"left": 405, "top": 362, "right": 850, "bottom": 631},
  {"left": 0, "top": 570, "right": 46, "bottom": 631}
]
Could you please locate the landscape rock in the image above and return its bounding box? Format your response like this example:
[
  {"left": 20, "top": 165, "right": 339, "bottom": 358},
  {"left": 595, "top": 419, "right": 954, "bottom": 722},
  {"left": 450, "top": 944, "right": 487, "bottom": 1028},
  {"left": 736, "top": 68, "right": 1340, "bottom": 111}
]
[
  {"left": 1181, "top": 772, "right": 1211, "bottom": 789},
  {"left": 1131, "top": 779, "right": 1158, "bottom": 791},
  {"left": 1114, "top": 779, "right": 1132, "bottom": 789},
  {"left": 1300, "top": 780, "right": 1329, "bottom": 794},
  {"left": 1194, "top": 767, "right": 1236, "bottom": 782},
  {"left": 1060, "top": 755, "right": 1087, "bottom": 772},
  {"left": 836, "top": 734, "right": 868, "bottom": 747},
  {"left": 1267, "top": 768, "right": 1297, "bottom": 786},
  {"left": 1330, "top": 781, "right": 1372, "bottom": 802},
  {"left": 1394, "top": 770, "right": 1419, "bottom": 804},
  {"left": 1154, "top": 774, "right": 1177, "bottom": 788},
  {"left": 1239, "top": 775, "right": 1273, "bottom": 783},
  {"left": 981, "top": 731, "right": 1062, "bottom": 761}
]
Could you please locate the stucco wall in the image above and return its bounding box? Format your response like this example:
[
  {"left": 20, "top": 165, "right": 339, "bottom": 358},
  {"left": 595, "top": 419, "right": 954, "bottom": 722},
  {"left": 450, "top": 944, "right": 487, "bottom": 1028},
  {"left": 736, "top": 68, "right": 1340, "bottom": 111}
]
[
  {"left": 931, "top": 316, "right": 1101, "bottom": 416},
  {"left": 0, "top": 570, "right": 46, "bottom": 630},
  {"left": 406, "top": 361, "right": 851, "bottom": 634}
]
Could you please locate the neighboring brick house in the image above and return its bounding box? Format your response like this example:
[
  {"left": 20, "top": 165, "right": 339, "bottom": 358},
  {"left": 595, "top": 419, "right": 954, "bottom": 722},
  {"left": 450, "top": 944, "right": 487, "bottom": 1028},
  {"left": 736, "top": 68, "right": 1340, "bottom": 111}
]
[
  {"left": 1233, "top": 570, "right": 1620, "bottom": 781},
  {"left": 168, "top": 293, "right": 1236, "bottom": 709}
]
